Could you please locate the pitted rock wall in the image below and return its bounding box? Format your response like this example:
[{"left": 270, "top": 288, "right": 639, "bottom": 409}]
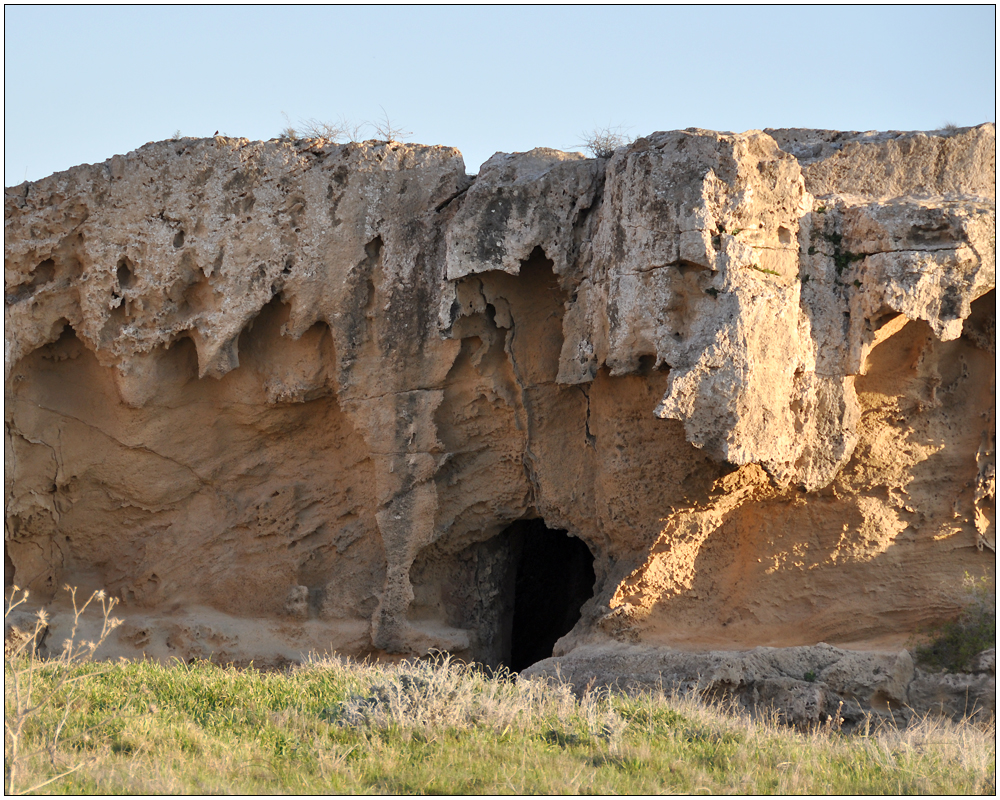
[{"left": 4, "top": 125, "right": 995, "bottom": 675}]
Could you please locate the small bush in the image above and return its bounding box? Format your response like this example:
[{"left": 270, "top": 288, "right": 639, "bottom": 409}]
[
  {"left": 916, "top": 573, "right": 995, "bottom": 673},
  {"left": 279, "top": 112, "right": 298, "bottom": 141},
  {"left": 279, "top": 108, "right": 409, "bottom": 144},
  {"left": 298, "top": 116, "right": 366, "bottom": 143},
  {"left": 369, "top": 106, "right": 411, "bottom": 144},
  {"left": 578, "top": 125, "right": 633, "bottom": 158}
]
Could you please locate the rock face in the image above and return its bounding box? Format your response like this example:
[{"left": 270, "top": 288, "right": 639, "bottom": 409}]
[
  {"left": 4, "top": 126, "right": 995, "bottom": 700},
  {"left": 522, "top": 641, "right": 995, "bottom": 729}
]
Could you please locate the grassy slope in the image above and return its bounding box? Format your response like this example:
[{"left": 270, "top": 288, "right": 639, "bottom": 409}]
[{"left": 5, "top": 655, "right": 995, "bottom": 795}]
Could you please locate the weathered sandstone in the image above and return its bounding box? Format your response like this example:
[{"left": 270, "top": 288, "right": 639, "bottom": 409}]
[
  {"left": 523, "top": 641, "right": 995, "bottom": 729},
  {"left": 4, "top": 125, "right": 995, "bottom": 718}
]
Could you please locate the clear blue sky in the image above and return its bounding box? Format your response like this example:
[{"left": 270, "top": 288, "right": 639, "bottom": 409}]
[{"left": 4, "top": 5, "right": 996, "bottom": 185}]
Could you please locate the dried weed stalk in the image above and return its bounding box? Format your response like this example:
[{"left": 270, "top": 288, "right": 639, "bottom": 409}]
[{"left": 4, "top": 585, "right": 122, "bottom": 795}]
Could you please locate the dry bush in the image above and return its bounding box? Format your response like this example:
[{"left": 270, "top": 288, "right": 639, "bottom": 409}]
[
  {"left": 298, "top": 116, "right": 366, "bottom": 143},
  {"left": 279, "top": 107, "right": 409, "bottom": 144},
  {"left": 369, "top": 106, "right": 411, "bottom": 144},
  {"left": 578, "top": 124, "right": 633, "bottom": 158},
  {"left": 279, "top": 111, "right": 299, "bottom": 141}
]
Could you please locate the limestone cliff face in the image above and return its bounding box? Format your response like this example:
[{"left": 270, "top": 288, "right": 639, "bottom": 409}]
[{"left": 4, "top": 125, "right": 995, "bottom": 670}]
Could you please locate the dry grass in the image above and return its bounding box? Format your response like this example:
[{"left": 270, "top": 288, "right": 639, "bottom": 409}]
[{"left": 4, "top": 645, "right": 994, "bottom": 794}]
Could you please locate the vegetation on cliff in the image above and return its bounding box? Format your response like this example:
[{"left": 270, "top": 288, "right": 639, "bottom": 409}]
[{"left": 916, "top": 574, "right": 996, "bottom": 674}]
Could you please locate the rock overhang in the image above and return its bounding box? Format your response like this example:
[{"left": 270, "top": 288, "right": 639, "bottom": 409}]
[{"left": 3, "top": 125, "right": 994, "bottom": 680}]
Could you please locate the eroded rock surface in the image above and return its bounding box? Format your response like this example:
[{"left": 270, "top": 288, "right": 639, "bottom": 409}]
[
  {"left": 4, "top": 127, "right": 995, "bottom": 698},
  {"left": 522, "top": 641, "right": 995, "bottom": 727}
]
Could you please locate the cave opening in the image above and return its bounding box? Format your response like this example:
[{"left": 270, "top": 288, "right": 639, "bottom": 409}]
[{"left": 503, "top": 519, "right": 596, "bottom": 673}]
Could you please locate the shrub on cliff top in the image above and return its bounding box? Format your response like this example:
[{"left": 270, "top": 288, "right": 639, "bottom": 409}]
[
  {"left": 279, "top": 108, "right": 409, "bottom": 144},
  {"left": 578, "top": 125, "right": 633, "bottom": 158}
]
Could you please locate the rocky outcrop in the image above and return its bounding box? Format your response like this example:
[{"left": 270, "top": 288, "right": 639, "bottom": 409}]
[
  {"left": 4, "top": 126, "right": 995, "bottom": 692},
  {"left": 522, "top": 642, "right": 996, "bottom": 727}
]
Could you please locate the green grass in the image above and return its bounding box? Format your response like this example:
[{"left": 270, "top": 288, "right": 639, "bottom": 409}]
[{"left": 5, "top": 654, "right": 995, "bottom": 795}]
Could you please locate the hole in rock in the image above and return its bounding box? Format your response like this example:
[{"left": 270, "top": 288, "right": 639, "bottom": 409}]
[
  {"left": 413, "top": 519, "right": 596, "bottom": 672},
  {"left": 637, "top": 354, "right": 657, "bottom": 375},
  {"left": 31, "top": 258, "right": 56, "bottom": 290},
  {"left": 116, "top": 258, "right": 134, "bottom": 291},
  {"left": 504, "top": 519, "right": 596, "bottom": 673}
]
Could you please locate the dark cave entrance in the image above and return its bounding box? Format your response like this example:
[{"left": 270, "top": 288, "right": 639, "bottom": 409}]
[
  {"left": 503, "top": 519, "right": 596, "bottom": 673},
  {"left": 409, "top": 518, "right": 597, "bottom": 672}
]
